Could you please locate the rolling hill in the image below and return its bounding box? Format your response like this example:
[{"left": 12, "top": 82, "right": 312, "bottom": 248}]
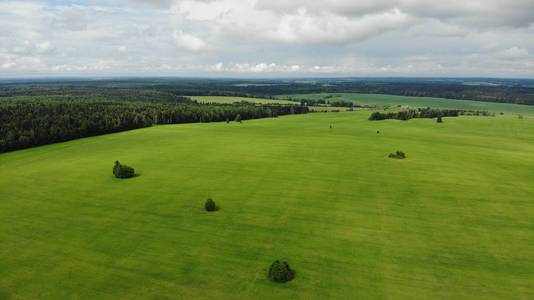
[{"left": 1, "top": 112, "right": 533, "bottom": 299}]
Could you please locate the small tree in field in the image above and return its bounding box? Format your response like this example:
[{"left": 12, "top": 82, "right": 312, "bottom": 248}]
[
  {"left": 205, "top": 198, "right": 218, "bottom": 212},
  {"left": 113, "top": 161, "right": 135, "bottom": 178},
  {"left": 437, "top": 115, "right": 443, "bottom": 123},
  {"left": 113, "top": 161, "right": 120, "bottom": 176},
  {"left": 235, "top": 114, "right": 242, "bottom": 123},
  {"left": 388, "top": 151, "right": 406, "bottom": 159},
  {"left": 268, "top": 260, "right": 294, "bottom": 283}
]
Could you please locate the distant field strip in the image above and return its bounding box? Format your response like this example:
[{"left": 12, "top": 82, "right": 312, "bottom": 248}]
[
  {"left": 280, "top": 93, "right": 534, "bottom": 115},
  {"left": 191, "top": 96, "right": 299, "bottom": 105}
]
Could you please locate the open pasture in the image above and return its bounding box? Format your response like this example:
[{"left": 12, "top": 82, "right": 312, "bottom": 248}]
[{"left": 1, "top": 111, "right": 534, "bottom": 299}]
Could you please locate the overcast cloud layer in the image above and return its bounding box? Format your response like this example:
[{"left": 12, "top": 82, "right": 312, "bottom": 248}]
[{"left": 1, "top": 0, "right": 534, "bottom": 77}]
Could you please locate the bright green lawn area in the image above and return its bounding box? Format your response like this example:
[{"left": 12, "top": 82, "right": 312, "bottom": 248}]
[
  {"left": 191, "top": 96, "right": 298, "bottom": 105},
  {"left": 1, "top": 112, "right": 534, "bottom": 299},
  {"left": 280, "top": 93, "right": 534, "bottom": 115}
]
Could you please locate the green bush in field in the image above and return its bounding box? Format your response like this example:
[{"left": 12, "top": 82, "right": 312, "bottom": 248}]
[
  {"left": 205, "top": 198, "right": 218, "bottom": 212},
  {"left": 388, "top": 151, "right": 406, "bottom": 159},
  {"left": 235, "top": 114, "right": 242, "bottom": 123},
  {"left": 268, "top": 260, "right": 294, "bottom": 283},
  {"left": 437, "top": 115, "right": 443, "bottom": 123},
  {"left": 113, "top": 161, "right": 135, "bottom": 179}
]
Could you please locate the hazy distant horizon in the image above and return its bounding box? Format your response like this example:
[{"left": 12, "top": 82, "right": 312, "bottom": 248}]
[{"left": 2, "top": 73, "right": 534, "bottom": 82}]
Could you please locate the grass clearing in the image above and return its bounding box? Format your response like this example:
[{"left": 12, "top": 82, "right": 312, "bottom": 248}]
[
  {"left": 191, "top": 96, "right": 298, "bottom": 105},
  {"left": 1, "top": 112, "right": 534, "bottom": 299}
]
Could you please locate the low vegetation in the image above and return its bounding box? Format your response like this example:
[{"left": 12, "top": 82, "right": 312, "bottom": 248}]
[
  {"left": 234, "top": 114, "right": 242, "bottom": 123},
  {"left": 268, "top": 260, "right": 295, "bottom": 283},
  {"left": 205, "top": 198, "right": 218, "bottom": 212},
  {"left": 388, "top": 151, "right": 406, "bottom": 159},
  {"left": 113, "top": 161, "right": 135, "bottom": 178}
]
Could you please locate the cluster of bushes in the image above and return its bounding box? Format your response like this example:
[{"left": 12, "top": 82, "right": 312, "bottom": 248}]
[
  {"left": 113, "top": 161, "right": 135, "bottom": 178},
  {"left": 388, "top": 151, "right": 406, "bottom": 159},
  {"left": 368, "top": 108, "right": 492, "bottom": 121}
]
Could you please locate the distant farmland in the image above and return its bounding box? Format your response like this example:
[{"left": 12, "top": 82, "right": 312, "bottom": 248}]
[
  {"left": 191, "top": 96, "right": 299, "bottom": 105},
  {"left": 280, "top": 93, "right": 534, "bottom": 115}
]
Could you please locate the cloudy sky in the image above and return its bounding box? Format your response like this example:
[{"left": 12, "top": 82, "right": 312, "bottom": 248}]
[{"left": 1, "top": 0, "right": 534, "bottom": 77}]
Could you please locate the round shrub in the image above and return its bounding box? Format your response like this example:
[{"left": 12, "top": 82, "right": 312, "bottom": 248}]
[
  {"left": 113, "top": 161, "right": 135, "bottom": 179},
  {"left": 268, "top": 260, "right": 294, "bottom": 283},
  {"left": 388, "top": 151, "right": 406, "bottom": 159},
  {"left": 205, "top": 198, "right": 217, "bottom": 212}
]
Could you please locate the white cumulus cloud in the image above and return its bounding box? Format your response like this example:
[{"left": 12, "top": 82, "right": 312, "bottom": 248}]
[{"left": 174, "top": 31, "right": 208, "bottom": 51}]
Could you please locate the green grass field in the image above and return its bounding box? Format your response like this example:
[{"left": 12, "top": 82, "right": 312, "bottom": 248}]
[
  {"left": 281, "top": 93, "right": 534, "bottom": 115},
  {"left": 191, "top": 96, "right": 298, "bottom": 105},
  {"left": 1, "top": 112, "right": 534, "bottom": 299}
]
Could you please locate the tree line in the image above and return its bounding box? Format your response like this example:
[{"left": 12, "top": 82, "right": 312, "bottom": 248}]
[
  {"left": 368, "top": 107, "right": 493, "bottom": 121},
  {"left": 297, "top": 98, "right": 355, "bottom": 107},
  {"left": 0, "top": 100, "right": 308, "bottom": 153}
]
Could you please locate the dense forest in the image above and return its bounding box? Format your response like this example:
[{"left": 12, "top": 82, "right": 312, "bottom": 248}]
[{"left": 0, "top": 99, "right": 307, "bottom": 153}]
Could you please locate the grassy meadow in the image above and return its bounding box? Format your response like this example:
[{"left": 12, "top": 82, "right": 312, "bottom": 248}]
[
  {"left": 281, "top": 93, "right": 534, "bottom": 115},
  {"left": 1, "top": 111, "right": 534, "bottom": 299}
]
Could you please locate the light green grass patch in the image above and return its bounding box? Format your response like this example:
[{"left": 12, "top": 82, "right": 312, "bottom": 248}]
[{"left": 191, "top": 96, "right": 298, "bottom": 105}]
